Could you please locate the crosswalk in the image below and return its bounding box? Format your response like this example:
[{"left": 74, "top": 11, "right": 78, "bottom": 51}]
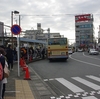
[
  {"left": 56, "top": 78, "right": 84, "bottom": 93},
  {"left": 44, "top": 75, "right": 100, "bottom": 99}
]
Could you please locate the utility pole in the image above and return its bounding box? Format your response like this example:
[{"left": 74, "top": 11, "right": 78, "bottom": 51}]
[
  {"left": 48, "top": 28, "right": 50, "bottom": 39},
  {"left": 11, "top": 11, "right": 13, "bottom": 48}
]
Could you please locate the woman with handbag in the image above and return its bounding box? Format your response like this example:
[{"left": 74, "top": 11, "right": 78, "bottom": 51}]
[
  {"left": 0, "top": 47, "right": 6, "bottom": 99},
  {"left": 0, "top": 46, "right": 9, "bottom": 99},
  {"left": 2, "top": 60, "right": 8, "bottom": 99}
]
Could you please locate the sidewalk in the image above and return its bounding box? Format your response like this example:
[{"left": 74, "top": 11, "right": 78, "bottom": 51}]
[
  {"left": 4, "top": 58, "right": 55, "bottom": 99},
  {"left": 5, "top": 80, "right": 35, "bottom": 99},
  {"left": 4, "top": 61, "right": 35, "bottom": 99}
]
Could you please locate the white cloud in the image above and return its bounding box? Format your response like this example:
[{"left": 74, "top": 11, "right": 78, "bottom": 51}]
[{"left": 0, "top": 0, "right": 100, "bottom": 43}]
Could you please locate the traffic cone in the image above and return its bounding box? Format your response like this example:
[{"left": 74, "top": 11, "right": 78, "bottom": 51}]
[
  {"left": 24, "top": 67, "right": 31, "bottom": 80},
  {"left": 20, "top": 58, "right": 26, "bottom": 67},
  {"left": 22, "top": 58, "right": 26, "bottom": 67},
  {"left": 23, "top": 66, "right": 27, "bottom": 71},
  {"left": 20, "top": 58, "right": 23, "bottom": 67}
]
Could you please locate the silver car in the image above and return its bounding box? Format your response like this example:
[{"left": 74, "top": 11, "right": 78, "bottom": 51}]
[{"left": 89, "top": 49, "right": 99, "bottom": 55}]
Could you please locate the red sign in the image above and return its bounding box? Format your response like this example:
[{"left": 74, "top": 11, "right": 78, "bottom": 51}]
[{"left": 75, "top": 14, "right": 91, "bottom": 22}]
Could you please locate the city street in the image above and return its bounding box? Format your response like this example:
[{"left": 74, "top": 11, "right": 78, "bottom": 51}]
[{"left": 30, "top": 52, "right": 100, "bottom": 99}]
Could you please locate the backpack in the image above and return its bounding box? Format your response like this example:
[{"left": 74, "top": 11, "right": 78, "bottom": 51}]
[{"left": 0, "top": 62, "right": 3, "bottom": 80}]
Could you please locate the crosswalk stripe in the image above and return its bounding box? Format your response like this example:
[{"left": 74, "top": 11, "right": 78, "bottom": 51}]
[
  {"left": 72, "top": 77, "right": 100, "bottom": 90},
  {"left": 82, "top": 96, "right": 98, "bottom": 99},
  {"left": 55, "top": 78, "right": 84, "bottom": 93},
  {"left": 86, "top": 75, "right": 100, "bottom": 82}
]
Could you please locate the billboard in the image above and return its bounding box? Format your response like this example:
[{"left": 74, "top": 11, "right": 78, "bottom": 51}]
[
  {"left": 0, "top": 22, "right": 4, "bottom": 36},
  {"left": 75, "top": 14, "right": 92, "bottom": 22}
]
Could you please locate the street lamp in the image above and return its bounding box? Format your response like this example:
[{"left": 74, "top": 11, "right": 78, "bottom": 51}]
[
  {"left": 11, "top": 10, "right": 19, "bottom": 49},
  {"left": 11, "top": 10, "right": 22, "bottom": 77}
]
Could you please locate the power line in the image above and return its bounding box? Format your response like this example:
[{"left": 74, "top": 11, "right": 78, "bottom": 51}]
[
  {"left": 15, "top": 13, "right": 100, "bottom": 17},
  {"left": 15, "top": 13, "right": 77, "bottom": 17}
]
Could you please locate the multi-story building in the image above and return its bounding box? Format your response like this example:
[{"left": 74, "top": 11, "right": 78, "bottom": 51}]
[
  {"left": 23, "top": 23, "right": 62, "bottom": 42},
  {"left": 75, "top": 14, "right": 94, "bottom": 49},
  {"left": 98, "top": 25, "right": 100, "bottom": 43},
  {"left": 24, "top": 30, "right": 61, "bottom": 41},
  {"left": 98, "top": 25, "right": 100, "bottom": 50},
  {"left": 44, "top": 33, "right": 61, "bottom": 38}
]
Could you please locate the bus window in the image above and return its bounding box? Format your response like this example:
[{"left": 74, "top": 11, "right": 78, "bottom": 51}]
[{"left": 48, "top": 38, "right": 67, "bottom": 45}]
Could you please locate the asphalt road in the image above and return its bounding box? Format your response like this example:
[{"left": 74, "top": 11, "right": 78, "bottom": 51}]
[{"left": 30, "top": 52, "right": 100, "bottom": 99}]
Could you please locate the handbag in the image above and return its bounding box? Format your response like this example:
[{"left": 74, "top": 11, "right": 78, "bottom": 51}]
[
  {"left": 0, "top": 63, "right": 3, "bottom": 80},
  {"left": 4, "top": 64, "right": 10, "bottom": 78}
]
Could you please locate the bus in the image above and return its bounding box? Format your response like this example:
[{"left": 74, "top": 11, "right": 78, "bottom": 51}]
[{"left": 47, "top": 37, "right": 69, "bottom": 61}]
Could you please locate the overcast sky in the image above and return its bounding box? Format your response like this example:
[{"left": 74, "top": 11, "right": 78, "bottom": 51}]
[{"left": 0, "top": 0, "right": 100, "bottom": 43}]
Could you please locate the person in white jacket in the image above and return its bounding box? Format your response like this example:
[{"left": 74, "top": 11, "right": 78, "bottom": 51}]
[{"left": 2, "top": 60, "right": 8, "bottom": 99}]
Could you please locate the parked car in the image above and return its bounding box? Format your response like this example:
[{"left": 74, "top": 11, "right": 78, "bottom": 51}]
[
  {"left": 89, "top": 49, "right": 99, "bottom": 55},
  {"left": 77, "top": 48, "right": 83, "bottom": 52}
]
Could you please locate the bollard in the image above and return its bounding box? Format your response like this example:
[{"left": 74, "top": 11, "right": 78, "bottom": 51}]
[{"left": 24, "top": 67, "right": 31, "bottom": 80}]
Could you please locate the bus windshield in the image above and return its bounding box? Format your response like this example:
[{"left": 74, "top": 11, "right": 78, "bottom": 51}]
[{"left": 48, "top": 38, "right": 67, "bottom": 45}]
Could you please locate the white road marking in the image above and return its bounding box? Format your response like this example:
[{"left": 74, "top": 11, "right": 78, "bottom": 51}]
[
  {"left": 86, "top": 75, "right": 100, "bottom": 82},
  {"left": 76, "top": 93, "right": 81, "bottom": 95},
  {"left": 50, "top": 96, "right": 55, "bottom": 99},
  {"left": 91, "top": 91, "right": 96, "bottom": 94},
  {"left": 44, "top": 79, "right": 48, "bottom": 81},
  {"left": 70, "top": 55, "right": 100, "bottom": 68},
  {"left": 83, "top": 52, "right": 100, "bottom": 60},
  {"left": 82, "top": 96, "right": 97, "bottom": 99},
  {"left": 60, "top": 95, "right": 64, "bottom": 98},
  {"left": 49, "top": 78, "right": 55, "bottom": 80},
  {"left": 74, "top": 95, "right": 79, "bottom": 97},
  {"left": 55, "top": 78, "right": 84, "bottom": 93},
  {"left": 65, "top": 96, "right": 70, "bottom": 98},
  {"left": 68, "top": 94, "right": 73, "bottom": 96},
  {"left": 72, "top": 77, "right": 100, "bottom": 90},
  {"left": 44, "top": 78, "right": 55, "bottom": 81}
]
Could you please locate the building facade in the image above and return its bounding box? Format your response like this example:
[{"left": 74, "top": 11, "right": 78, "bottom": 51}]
[
  {"left": 75, "top": 14, "right": 94, "bottom": 49},
  {"left": 23, "top": 23, "right": 61, "bottom": 42},
  {"left": 23, "top": 29, "right": 61, "bottom": 42},
  {"left": 44, "top": 33, "right": 61, "bottom": 38},
  {"left": 98, "top": 25, "right": 100, "bottom": 50},
  {"left": 98, "top": 25, "right": 100, "bottom": 43}
]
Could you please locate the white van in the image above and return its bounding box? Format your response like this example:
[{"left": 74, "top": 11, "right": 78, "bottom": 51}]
[{"left": 68, "top": 48, "right": 73, "bottom": 54}]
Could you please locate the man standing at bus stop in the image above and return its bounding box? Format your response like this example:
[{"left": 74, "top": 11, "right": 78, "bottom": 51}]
[{"left": 6, "top": 45, "right": 14, "bottom": 70}]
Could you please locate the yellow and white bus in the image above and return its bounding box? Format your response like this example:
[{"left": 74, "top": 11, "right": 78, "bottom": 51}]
[{"left": 47, "top": 37, "right": 69, "bottom": 61}]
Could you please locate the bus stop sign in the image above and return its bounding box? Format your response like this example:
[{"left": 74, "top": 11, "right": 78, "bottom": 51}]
[{"left": 11, "top": 24, "right": 21, "bottom": 35}]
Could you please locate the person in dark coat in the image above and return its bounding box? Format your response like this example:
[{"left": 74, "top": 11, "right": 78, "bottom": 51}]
[{"left": 6, "top": 45, "right": 13, "bottom": 70}]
